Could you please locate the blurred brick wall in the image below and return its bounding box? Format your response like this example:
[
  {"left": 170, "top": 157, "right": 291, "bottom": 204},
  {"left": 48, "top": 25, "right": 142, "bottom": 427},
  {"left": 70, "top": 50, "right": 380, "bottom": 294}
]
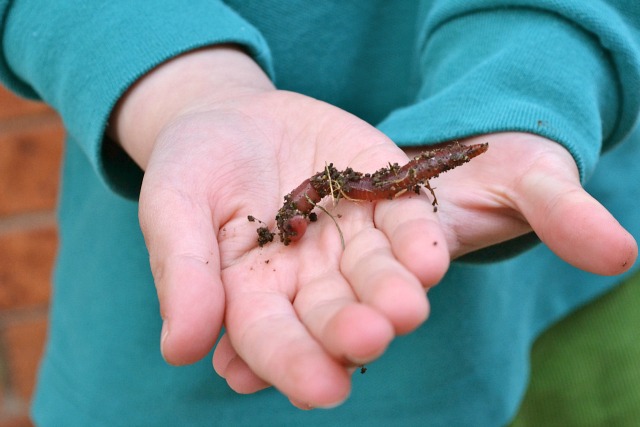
[{"left": 0, "top": 86, "right": 63, "bottom": 427}]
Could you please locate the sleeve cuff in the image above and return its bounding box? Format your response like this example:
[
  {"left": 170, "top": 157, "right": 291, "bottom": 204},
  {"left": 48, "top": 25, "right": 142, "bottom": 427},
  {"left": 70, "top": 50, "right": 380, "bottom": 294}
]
[
  {"left": 377, "top": 7, "right": 627, "bottom": 184},
  {"left": 377, "top": 6, "right": 637, "bottom": 260},
  {"left": 0, "top": 1, "right": 274, "bottom": 198}
]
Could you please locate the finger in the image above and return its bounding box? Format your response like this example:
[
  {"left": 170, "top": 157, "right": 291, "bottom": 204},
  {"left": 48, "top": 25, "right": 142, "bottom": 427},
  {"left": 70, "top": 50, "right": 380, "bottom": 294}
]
[
  {"left": 374, "top": 195, "right": 450, "bottom": 287},
  {"left": 139, "top": 183, "right": 225, "bottom": 365},
  {"left": 293, "top": 270, "right": 395, "bottom": 366},
  {"left": 516, "top": 170, "right": 638, "bottom": 275},
  {"left": 341, "top": 227, "right": 430, "bottom": 335},
  {"left": 212, "top": 332, "right": 235, "bottom": 377},
  {"left": 213, "top": 333, "right": 271, "bottom": 394},
  {"left": 224, "top": 284, "right": 351, "bottom": 408}
]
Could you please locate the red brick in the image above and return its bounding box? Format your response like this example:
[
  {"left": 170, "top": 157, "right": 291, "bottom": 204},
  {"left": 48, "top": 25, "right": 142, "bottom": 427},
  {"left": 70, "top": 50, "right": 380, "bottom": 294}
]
[
  {"left": 0, "top": 354, "right": 5, "bottom": 408},
  {"left": 0, "top": 416, "right": 34, "bottom": 427},
  {"left": 0, "top": 120, "right": 64, "bottom": 216},
  {"left": 0, "top": 227, "right": 56, "bottom": 310},
  {"left": 1, "top": 316, "right": 47, "bottom": 402},
  {"left": 0, "top": 86, "right": 50, "bottom": 120}
]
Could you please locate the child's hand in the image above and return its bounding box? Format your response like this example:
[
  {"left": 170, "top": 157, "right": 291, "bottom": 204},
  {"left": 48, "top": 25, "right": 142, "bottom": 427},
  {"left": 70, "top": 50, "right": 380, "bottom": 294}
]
[
  {"left": 111, "top": 47, "right": 637, "bottom": 410},
  {"left": 208, "top": 130, "right": 636, "bottom": 409},
  {"left": 143, "top": 91, "right": 448, "bottom": 409},
  {"left": 112, "top": 47, "right": 449, "bottom": 409},
  {"left": 404, "top": 132, "right": 638, "bottom": 274}
]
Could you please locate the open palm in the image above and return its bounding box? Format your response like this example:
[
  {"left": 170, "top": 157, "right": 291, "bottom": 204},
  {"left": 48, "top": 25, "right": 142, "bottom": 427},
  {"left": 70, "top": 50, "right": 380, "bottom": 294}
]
[
  {"left": 138, "top": 90, "right": 637, "bottom": 409},
  {"left": 139, "top": 91, "right": 450, "bottom": 408}
]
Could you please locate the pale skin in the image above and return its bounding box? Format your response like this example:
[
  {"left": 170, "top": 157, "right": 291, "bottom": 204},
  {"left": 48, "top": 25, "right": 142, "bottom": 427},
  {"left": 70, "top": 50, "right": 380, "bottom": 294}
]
[{"left": 110, "top": 46, "right": 638, "bottom": 409}]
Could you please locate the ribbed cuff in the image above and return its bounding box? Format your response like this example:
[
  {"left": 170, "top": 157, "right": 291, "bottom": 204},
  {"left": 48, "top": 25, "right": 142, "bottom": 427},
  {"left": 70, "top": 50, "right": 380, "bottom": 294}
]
[
  {"left": 377, "top": 7, "right": 622, "bottom": 183},
  {"left": 0, "top": 1, "right": 273, "bottom": 198}
]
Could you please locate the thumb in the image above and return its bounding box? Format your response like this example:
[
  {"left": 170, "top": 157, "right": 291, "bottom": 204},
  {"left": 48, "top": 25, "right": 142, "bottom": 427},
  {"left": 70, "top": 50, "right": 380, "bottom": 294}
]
[
  {"left": 139, "top": 180, "right": 225, "bottom": 365},
  {"left": 515, "top": 163, "right": 637, "bottom": 276}
]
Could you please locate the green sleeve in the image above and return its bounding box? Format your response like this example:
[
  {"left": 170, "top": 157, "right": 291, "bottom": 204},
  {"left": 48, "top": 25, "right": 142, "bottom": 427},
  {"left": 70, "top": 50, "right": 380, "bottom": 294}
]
[
  {"left": 378, "top": 1, "right": 639, "bottom": 182},
  {"left": 0, "top": 1, "right": 274, "bottom": 198},
  {"left": 377, "top": 1, "right": 640, "bottom": 260}
]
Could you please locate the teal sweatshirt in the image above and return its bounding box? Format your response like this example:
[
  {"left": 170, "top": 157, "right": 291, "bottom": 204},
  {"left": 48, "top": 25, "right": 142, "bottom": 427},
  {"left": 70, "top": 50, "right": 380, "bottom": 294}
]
[{"left": 1, "top": 1, "right": 639, "bottom": 426}]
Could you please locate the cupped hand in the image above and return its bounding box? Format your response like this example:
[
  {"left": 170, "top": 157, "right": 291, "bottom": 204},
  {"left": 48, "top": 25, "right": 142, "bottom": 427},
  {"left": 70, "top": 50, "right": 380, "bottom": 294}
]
[
  {"left": 114, "top": 47, "right": 637, "bottom": 411},
  {"left": 113, "top": 47, "right": 446, "bottom": 409},
  {"left": 139, "top": 90, "right": 451, "bottom": 409},
  {"left": 404, "top": 132, "right": 638, "bottom": 274}
]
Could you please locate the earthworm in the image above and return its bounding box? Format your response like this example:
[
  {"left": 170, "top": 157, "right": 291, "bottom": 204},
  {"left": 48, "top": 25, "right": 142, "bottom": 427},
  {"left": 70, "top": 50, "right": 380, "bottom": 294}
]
[{"left": 256, "top": 141, "right": 488, "bottom": 246}]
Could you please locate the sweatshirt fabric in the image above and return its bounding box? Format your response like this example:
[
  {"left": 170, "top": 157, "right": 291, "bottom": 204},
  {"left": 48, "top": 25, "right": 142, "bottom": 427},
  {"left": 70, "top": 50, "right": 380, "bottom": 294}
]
[{"left": 1, "top": 1, "right": 638, "bottom": 426}]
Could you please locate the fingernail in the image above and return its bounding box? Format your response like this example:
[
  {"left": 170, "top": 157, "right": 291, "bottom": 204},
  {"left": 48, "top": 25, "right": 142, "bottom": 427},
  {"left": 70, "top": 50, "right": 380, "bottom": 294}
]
[
  {"left": 317, "top": 397, "right": 348, "bottom": 410},
  {"left": 160, "top": 321, "right": 169, "bottom": 360},
  {"left": 317, "top": 390, "right": 350, "bottom": 410},
  {"left": 289, "top": 398, "right": 314, "bottom": 410}
]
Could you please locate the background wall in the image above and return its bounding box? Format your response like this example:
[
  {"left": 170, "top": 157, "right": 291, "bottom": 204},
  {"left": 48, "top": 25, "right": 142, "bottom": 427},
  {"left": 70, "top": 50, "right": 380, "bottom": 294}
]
[{"left": 0, "top": 86, "right": 63, "bottom": 427}]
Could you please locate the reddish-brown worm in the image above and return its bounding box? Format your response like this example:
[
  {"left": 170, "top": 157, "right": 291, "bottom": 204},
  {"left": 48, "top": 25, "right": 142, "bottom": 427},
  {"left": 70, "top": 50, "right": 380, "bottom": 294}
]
[{"left": 255, "top": 141, "right": 488, "bottom": 246}]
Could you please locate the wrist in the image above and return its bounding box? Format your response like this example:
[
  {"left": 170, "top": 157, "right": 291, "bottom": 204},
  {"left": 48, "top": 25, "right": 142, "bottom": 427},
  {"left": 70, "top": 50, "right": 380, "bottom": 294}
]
[{"left": 109, "top": 45, "right": 274, "bottom": 168}]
